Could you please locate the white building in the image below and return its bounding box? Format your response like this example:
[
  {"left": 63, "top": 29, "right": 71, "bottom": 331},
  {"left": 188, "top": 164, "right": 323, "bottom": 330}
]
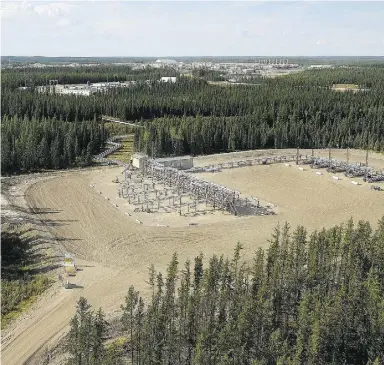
[
  {"left": 308, "top": 65, "right": 334, "bottom": 69},
  {"left": 131, "top": 154, "right": 193, "bottom": 170},
  {"left": 155, "top": 59, "right": 178, "bottom": 65},
  {"left": 160, "top": 77, "right": 177, "bottom": 83},
  {"left": 61, "top": 88, "right": 92, "bottom": 96},
  {"left": 155, "top": 156, "right": 193, "bottom": 170},
  {"left": 131, "top": 153, "right": 148, "bottom": 170}
]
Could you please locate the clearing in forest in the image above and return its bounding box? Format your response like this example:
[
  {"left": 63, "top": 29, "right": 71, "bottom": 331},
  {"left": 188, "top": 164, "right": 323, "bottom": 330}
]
[
  {"left": 2, "top": 148, "right": 384, "bottom": 365},
  {"left": 106, "top": 134, "right": 134, "bottom": 163},
  {"left": 331, "top": 83, "right": 367, "bottom": 92}
]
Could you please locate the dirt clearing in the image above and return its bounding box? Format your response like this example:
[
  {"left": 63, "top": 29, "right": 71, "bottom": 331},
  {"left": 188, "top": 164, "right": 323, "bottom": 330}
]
[{"left": 2, "top": 149, "right": 383, "bottom": 364}]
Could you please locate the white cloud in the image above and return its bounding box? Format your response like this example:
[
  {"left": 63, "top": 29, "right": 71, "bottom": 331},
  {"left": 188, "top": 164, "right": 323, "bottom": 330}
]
[
  {"left": 33, "top": 3, "right": 74, "bottom": 18},
  {"left": 1, "top": 1, "right": 383, "bottom": 56},
  {"left": 1, "top": 1, "right": 77, "bottom": 22},
  {"left": 56, "top": 17, "right": 70, "bottom": 27},
  {"left": 316, "top": 39, "right": 329, "bottom": 45},
  {"left": 0, "top": 1, "right": 33, "bottom": 19}
]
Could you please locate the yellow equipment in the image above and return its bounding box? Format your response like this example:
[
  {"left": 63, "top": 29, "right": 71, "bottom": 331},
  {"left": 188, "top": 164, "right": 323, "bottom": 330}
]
[{"left": 63, "top": 253, "right": 77, "bottom": 276}]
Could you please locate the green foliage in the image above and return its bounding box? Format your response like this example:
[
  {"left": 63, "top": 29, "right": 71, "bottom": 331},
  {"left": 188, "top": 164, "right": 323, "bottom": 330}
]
[
  {"left": 1, "top": 116, "right": 101, "bottom": 174},
  {"left": 1, "top": 275, "right": 52, "bottom": 325},
  {"left": 130, "top": 67, "right": 384, "bottom": 155},
  {"left": 3, "top": 66, "right": 384, "bottom": 174},
  {"left": 191, "top": 68, "right": 225, "bottom": 81},
  {"left": 1, "top": 228, "right": 52, "bottom": 327},
  {"left": 1, "top": 65, "right": 178, "bottom": 91},
  {"left": 66, "top": 297, "right": 109, "bottom": 365},
  {"left": 65, "top": 217, "right": 384, "bottom": 364}
]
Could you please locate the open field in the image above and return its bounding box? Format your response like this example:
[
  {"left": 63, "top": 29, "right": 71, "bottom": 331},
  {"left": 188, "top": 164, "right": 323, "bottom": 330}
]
[
  {"left": 207, "top": 81, "right": 261, "bottom": 86},
  {"left": 106, "top": 134, "right": 134, "bottom": 163},
  {"left": 331, "top": 83, "right": 369, "bottom": 92},
  {"left": 200, "top": 163, "right": 384, "bottom": 230},
  {"left": 2, "top": 148, "right": 384, "bottom": 364},
  {"left": 332, "top": 83, "right": 359, "bottom": 89},
  {"left": 194, "top": 148, "right": 384, "bottom": 169}
]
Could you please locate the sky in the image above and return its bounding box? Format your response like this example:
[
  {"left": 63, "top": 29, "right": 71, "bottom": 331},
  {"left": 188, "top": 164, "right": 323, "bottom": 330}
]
[{"left": 1, "top": 1, "right": 384, "bottom": 57}]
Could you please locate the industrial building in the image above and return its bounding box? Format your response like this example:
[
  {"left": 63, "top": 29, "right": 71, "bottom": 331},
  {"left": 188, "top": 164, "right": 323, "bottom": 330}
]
[
  {"left": 131, "top": 154, "right": 193, "bottom": 171},
  {"left": 155, "top": 59, "right": 178, "bottom": 64},
  {"left": 33, "top": 81, "right": 138, "bottom": 96},
  {"left": 160, "top": 77, "right": 177, "bottom": 83},
  {"left": 308, "top": 64, "right": 334, "bottom": 69},
  {"left": 131, "top": 153, "right": 149, "bottom": 170},
  {"left": 155, "top": 156, "right": 193, "bottom": 170}
]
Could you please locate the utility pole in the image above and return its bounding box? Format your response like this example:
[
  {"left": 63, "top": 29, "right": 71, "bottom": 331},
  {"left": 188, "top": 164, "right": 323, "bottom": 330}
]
[
  {"left": 347, "top": 129, "right": 351, "bottom": 165},
  {"left": 296, "top": 147, "right": 299, "bottom": 165},
  {"left": 365, "top": 134, "right": 369, "bottom": 180},
  {"left": 328, "top": 147, "right": 331, "bottom": 168}
]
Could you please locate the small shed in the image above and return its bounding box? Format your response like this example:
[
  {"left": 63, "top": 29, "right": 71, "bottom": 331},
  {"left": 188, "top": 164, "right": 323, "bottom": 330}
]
[
  {"left": 156, "top": 156, "right": 193, "bottom": 170},
  {"left": 131, "top": 153, "right": 148, "bottom": 170}
]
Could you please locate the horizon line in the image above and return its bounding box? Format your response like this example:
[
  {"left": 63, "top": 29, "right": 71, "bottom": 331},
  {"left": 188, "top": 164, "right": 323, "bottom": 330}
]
[{"left": 3, "top": 55, "right": 384, "bottom": 58}]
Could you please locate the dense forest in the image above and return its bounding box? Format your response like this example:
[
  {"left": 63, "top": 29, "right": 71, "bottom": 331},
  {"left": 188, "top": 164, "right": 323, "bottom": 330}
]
[
  {"left": 1, "top": 66, "right": 180, "bottom": 90},
  {"left": 2, "top": 62, "right": 384, "bottom": 363},
  {"left": 1, "top": 116, "right": 102, "bottom": 173},
  {"left": 135, "top": 67, "right": 384, "bottom": 156},
  {"left": 65, "top": 217, "right": 384, "bottom": 365},
  {"left": 2, "top": 65, "right": 384, "bottom": 174}
]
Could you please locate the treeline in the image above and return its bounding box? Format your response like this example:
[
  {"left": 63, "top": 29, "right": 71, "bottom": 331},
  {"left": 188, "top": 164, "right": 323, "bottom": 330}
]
[
  {"left": 65, "top": 298, "right": 119, "bottom": 365},
  {"left": 2, "top": 66, "right": 384, "bottom": 173},
  {"left": 136, "top": 109, "right": 384, "bottom": 157},
  {"left": 3, "top": 67, "right": 384, "bottom": 123},
  {"left": 1, "top": 78, "right": 209, "bottom": 122},
  {"left": 284, "top": 66, "right": 384, "bottom": 89},
  {"left": 65, "top": 217, "right": 384, "bottom": 365},
  {"left": 132, "top": 68, "right": 384, "bottom": 155},
  {"left": 1, "top": 66, "right": 179, "bottom": 91},
  {"left": 191, "top": 68, "right": 225, "bottom": 81},
  {"left": 1, "top": 116, "right": 103, "bottom": 174}
]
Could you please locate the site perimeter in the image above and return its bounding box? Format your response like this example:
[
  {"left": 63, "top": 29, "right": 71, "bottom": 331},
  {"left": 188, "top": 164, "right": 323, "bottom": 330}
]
[{"left": 2, "top": 148, "right": 384, "bottom": 365}]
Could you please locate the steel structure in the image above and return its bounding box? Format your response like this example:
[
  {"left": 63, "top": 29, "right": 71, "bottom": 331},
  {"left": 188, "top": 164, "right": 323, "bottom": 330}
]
[
  {"left": 186, "top": 154, "right": 309, "bottom": 174},
  {"left": 144, "top": 159, "right": 240, "bottom": 212},
  {"left": 120, "top": 157, "right": 273, "bottom": 216},
  {"left": 93, "top": 135, "right": 130, "bottom": 166},
  {"left": 309, "top": 157, "right": 384, "bottom": 182},
  {"left": 364, "top": 172, "right": 384, "bottom": 183}
]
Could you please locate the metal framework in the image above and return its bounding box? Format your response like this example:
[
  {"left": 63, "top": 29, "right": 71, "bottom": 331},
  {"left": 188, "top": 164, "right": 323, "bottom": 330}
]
[
  {"left": 93, "top": 135, "right": 129, "bottom": 166},
  {"left": 309, "top": 157, "right": 384, "bottom": 182},
  {"left": 186, "top": 154, "right": 310, "bottom": 173},
  {"left": 144, "top": 159, "right": 240, "bottom": 212},
  {"left": 108, "top": 146, "right": 384, "bottom": 219},
  {"left": 119, "top": 157, "right": 273, "bottom": 216}
]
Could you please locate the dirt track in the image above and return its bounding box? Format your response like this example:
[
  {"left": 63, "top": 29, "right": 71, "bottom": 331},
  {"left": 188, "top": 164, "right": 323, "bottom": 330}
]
[
  {"left": 2, "top": 169, "right": 270, "bottom": 364},
  {"left": 2, "top": 149, "right": 384, "bottom": 364}
]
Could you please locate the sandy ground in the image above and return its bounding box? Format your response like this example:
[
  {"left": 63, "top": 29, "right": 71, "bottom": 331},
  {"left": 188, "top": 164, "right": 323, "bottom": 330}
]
[
  {"left": 2, "top": 149, "right": 384, "bottom": 364},
  {"left": 194, "top": 148, "right": 384, "bottom": 170}
]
